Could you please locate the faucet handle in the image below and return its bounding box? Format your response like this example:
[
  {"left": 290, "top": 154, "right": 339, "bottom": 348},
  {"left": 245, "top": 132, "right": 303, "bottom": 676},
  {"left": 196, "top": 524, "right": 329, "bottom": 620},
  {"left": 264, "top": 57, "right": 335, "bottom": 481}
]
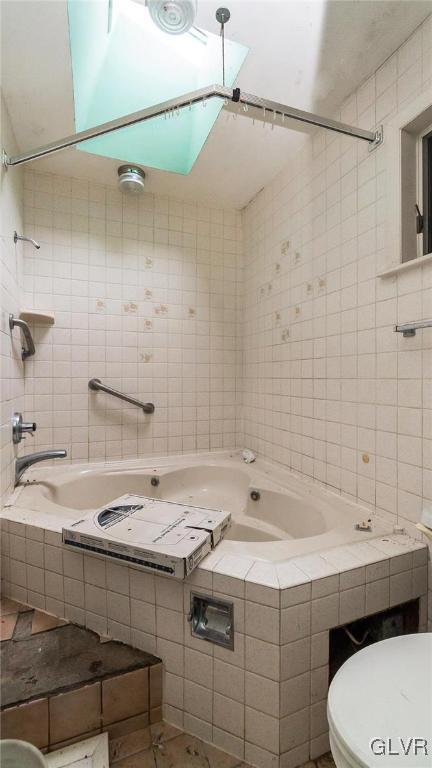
[
  {"left": 21, "top": 421, "right": 36, "bottom": 438},
  {"left": 12, "top": 413, "right": 37, "bottom": 444}
]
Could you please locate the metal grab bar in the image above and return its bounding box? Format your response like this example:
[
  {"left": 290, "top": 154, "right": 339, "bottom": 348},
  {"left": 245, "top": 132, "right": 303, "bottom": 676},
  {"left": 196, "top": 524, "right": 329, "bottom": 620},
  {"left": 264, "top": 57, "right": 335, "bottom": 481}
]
[
  {"left": 9, "top": 314, "right": 36, "bottom": 359},
  {"left": 394, "top": 319, "right": 432, "bottom": 338},
  {"left": 88, "top": 378, "right": 155, "bottom": 414}
]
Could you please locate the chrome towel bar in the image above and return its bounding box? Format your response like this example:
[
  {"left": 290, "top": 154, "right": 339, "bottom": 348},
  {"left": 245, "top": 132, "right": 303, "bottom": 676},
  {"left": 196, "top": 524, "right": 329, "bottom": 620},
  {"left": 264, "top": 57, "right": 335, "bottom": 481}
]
[
  {"left": 394, "top": 319, "right": 432, "bottom": 338},
  {"left": 88, "top": 378, "right": 155, "bottom": 414},
  {"left": 9, "top": 314, "right": 36, "bottom": 359}
]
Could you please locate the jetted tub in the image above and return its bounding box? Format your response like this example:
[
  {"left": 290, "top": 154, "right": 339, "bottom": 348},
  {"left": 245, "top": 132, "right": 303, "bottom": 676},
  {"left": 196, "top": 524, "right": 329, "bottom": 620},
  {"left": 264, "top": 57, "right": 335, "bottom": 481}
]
[{"left": 9, "top": 451, "right": 390, "bottom": 561}]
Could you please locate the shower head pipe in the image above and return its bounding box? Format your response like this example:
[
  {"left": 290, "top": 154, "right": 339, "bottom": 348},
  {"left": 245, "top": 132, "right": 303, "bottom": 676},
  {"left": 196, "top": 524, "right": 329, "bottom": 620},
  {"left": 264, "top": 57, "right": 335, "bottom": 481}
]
[
  {"left": 3, "top": 85, "right": 379, "bottom": 168},
  {"left": 14, "top": 231, "right": 40, "bottom": 249}
]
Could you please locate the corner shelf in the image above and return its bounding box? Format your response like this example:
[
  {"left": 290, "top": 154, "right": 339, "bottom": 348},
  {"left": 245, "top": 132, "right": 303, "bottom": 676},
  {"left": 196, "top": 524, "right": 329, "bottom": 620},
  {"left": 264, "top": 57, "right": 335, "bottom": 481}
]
[{"left": 19, "top": 310, "right": 55, "bottom": 325}]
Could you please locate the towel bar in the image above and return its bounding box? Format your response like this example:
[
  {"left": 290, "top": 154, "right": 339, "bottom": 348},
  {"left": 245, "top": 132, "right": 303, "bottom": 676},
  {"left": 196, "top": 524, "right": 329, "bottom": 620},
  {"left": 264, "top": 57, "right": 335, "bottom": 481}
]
[{"left": 394, "top": 319, "right": 432, "bottom": 337}]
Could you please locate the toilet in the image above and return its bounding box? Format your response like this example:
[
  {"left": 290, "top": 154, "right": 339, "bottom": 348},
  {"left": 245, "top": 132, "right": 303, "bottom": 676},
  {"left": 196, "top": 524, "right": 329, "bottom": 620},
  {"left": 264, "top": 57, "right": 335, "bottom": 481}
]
[
  {"left": 0, "top": 740, "right": 47, "bottom": 768},
  {"left": 328, "top": 633, "right": 432, "bottom": 768}
]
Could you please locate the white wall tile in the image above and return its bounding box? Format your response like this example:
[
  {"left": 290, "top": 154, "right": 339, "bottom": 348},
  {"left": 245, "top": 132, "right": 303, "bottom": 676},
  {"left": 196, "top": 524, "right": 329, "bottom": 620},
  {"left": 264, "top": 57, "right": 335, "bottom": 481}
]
[
  {"left": 240, "top": 14, "right": 432, "bottom": 587},
  {"left": 280, "top": 637, "right": 311, "bottom": 680},
  {"left": 6, "top": 168, "right": 242, "bottom": 472},
  {"left": 245, "top": 707, "right": 279, "bottom": 753},
  {"left": 245, "top": 672, "right": 280, "bottom": 717},
  {"left": 213, "top": 691, "right": 245, "bottom": 738},
  {"left": 184, "top": 679, "right": 212, "bottom": 723},
  {"left": 213, "top": 659, "right": 245, "bottom": 703}
]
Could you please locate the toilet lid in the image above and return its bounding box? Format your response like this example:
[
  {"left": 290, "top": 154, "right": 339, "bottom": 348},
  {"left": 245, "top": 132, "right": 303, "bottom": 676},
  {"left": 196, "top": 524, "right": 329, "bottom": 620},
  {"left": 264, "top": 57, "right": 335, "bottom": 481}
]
[{"left": 327, "top": 634, "right": 432, "bottom": 768}]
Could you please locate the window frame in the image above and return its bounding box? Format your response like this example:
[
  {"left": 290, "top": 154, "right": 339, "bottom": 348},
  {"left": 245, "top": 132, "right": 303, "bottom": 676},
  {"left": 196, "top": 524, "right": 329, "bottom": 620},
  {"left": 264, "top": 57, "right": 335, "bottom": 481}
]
[
  {"left": 377, "top": 93, "right": 432, "bottom": 277},
  {"left": 419, "top": 126, "right": 432, "bottom": 258},
  {"left": 399, "top": 104, "right": 432, "bottom": 265}
]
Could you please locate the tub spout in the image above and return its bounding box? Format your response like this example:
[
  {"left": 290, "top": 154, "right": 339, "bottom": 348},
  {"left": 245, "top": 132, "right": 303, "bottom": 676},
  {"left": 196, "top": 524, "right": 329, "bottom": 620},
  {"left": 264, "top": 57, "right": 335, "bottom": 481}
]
[{"left": 15, "top": 450, "right": 67, "bottom": 486}]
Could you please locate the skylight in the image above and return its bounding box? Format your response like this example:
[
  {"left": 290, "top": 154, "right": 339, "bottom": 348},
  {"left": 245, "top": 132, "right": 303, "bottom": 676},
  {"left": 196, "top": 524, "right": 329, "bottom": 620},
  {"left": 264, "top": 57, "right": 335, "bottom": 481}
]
[{"left": 67, "top": 0, "right": 248, "bottom": 174}]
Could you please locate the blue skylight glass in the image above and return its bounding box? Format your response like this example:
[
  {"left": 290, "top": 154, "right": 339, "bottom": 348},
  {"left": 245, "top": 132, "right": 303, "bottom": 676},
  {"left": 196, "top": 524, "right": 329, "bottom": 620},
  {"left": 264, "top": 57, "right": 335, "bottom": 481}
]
[{"left": 67, "top": 0, "right": 248, "bottom": 174}]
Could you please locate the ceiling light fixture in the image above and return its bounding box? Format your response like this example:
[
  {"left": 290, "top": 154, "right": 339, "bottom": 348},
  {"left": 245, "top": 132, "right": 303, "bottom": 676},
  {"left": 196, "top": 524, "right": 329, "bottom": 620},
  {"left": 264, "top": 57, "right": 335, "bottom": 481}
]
[
  {"left": 118, "top": 165, "right": 146, "bottom": 193},
  {"left": 131, "top": 0, "right": 197, "bottom": 34}
]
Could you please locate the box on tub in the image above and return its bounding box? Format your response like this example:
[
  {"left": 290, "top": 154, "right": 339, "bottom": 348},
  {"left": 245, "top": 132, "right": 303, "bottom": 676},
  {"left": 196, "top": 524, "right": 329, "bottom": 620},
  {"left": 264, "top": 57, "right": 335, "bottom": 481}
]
[{"left": 62, "top": 494, "right": 231, "bottom": 579}]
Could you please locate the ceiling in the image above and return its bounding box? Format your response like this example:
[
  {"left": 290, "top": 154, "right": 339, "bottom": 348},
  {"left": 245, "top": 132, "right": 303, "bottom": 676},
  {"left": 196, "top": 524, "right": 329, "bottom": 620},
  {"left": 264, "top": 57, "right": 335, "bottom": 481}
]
[{"left": 1, "top": 0, "right": 431, "bottom": 208}]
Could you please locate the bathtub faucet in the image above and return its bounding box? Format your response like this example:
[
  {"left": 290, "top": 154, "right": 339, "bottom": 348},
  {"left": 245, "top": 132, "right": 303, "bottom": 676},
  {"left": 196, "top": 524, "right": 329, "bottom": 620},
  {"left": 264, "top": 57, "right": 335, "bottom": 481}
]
[{"left": 15, "top": 450, "right": 67, "bottom": 486}]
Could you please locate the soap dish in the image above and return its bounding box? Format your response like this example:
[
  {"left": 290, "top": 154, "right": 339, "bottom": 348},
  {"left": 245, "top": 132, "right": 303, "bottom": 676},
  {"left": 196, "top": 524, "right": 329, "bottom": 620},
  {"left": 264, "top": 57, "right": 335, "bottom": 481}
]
[{"left": 19, "top": 310, "right": 55, "bottom": 325}]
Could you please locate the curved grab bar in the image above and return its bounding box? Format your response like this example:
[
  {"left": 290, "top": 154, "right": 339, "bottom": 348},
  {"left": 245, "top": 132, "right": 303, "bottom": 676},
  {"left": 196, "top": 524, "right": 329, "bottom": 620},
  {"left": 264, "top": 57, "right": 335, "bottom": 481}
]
[
  {"left": 88, "top": 378, "right": 155, "bottom": 414},
  {"left": 9, "top": 314, "right": 36, "bottom": 359}
]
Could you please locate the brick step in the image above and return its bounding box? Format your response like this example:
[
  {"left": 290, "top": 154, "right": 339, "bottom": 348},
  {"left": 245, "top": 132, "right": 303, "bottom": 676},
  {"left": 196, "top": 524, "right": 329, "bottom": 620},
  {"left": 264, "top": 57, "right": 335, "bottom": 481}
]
[{"left": 0, "top": 598, "right": 162, "bottom": 751}]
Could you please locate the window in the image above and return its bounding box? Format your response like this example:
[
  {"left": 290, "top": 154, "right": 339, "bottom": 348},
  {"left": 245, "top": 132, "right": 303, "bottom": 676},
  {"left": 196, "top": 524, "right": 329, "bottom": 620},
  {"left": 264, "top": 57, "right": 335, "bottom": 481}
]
[
  {"left": 378, "top": 95, "right": 432, "bottom": 276},
  {"left": 419, "top": 127, "right": 432, "bottom": 257},
  {"left": 399, "top": 103, "right": 432, "bottom": 265}
]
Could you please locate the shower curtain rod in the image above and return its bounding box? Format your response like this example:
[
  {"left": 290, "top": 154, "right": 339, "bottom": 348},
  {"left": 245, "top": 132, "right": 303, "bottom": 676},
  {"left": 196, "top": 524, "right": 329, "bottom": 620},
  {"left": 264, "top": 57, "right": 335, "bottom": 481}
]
[{"left": 2, "top": 84, "right": 383, "bottom": 168}]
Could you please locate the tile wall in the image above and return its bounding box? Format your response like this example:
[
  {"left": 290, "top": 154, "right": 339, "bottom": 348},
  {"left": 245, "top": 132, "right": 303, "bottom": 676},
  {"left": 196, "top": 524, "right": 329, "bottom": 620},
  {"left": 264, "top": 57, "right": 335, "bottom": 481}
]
[
  {"left": 0, "top": 516, "right": 428, "bottom": 768},
  {"left": 241, "top": 17, "right": 432, "bottom": 545},
  {"left": 0, "top": 95, "right": 24, "bottom": 503},
  {"left": 1, "top": 18, "right": 432, "bottom": 768},
  {"left": 17, "top": 171, "right": 242, "bottom": 466},
  {"left": 3, "top": 17, "right": 431, "bottom": 542},
  {"left": 1, "top": 662, "right": 162, "bottom": 752}
]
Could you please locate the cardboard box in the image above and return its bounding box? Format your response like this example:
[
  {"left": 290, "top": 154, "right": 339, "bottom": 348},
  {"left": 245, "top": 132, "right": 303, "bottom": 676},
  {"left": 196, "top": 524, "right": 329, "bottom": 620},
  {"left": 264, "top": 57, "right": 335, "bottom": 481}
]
[{"left": 62, "top": 494, "right": 231, "bottom": 579}]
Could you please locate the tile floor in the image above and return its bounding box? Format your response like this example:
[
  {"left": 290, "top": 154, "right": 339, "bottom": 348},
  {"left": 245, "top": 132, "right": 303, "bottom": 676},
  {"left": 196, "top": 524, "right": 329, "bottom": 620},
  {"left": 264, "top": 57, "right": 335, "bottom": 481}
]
[
  {"left": 1, "top": 598, "right": 336, "bottom": 768},
  {"left": 1, "top": 596, "right": 161, "bottom": 750},
  {"left": 110, "top": 721, "right": 336, "bottom": 768},
  {"left": 0, "top": 597, "right": 66, "bottom": 640}
]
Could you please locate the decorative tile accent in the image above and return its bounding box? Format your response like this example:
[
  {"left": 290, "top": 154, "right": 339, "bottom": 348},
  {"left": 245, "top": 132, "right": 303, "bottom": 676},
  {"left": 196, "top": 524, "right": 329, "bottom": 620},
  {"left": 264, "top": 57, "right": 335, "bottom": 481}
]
[{"left": 123, "top": 302, "right": 138, "bottom": 314}]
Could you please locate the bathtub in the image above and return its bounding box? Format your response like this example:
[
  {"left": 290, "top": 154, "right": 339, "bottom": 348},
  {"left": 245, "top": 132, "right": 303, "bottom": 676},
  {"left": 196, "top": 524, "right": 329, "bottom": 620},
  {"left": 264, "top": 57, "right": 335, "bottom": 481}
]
[{"left": 7, "top": 451, "right": 391, "bottom": 562}]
